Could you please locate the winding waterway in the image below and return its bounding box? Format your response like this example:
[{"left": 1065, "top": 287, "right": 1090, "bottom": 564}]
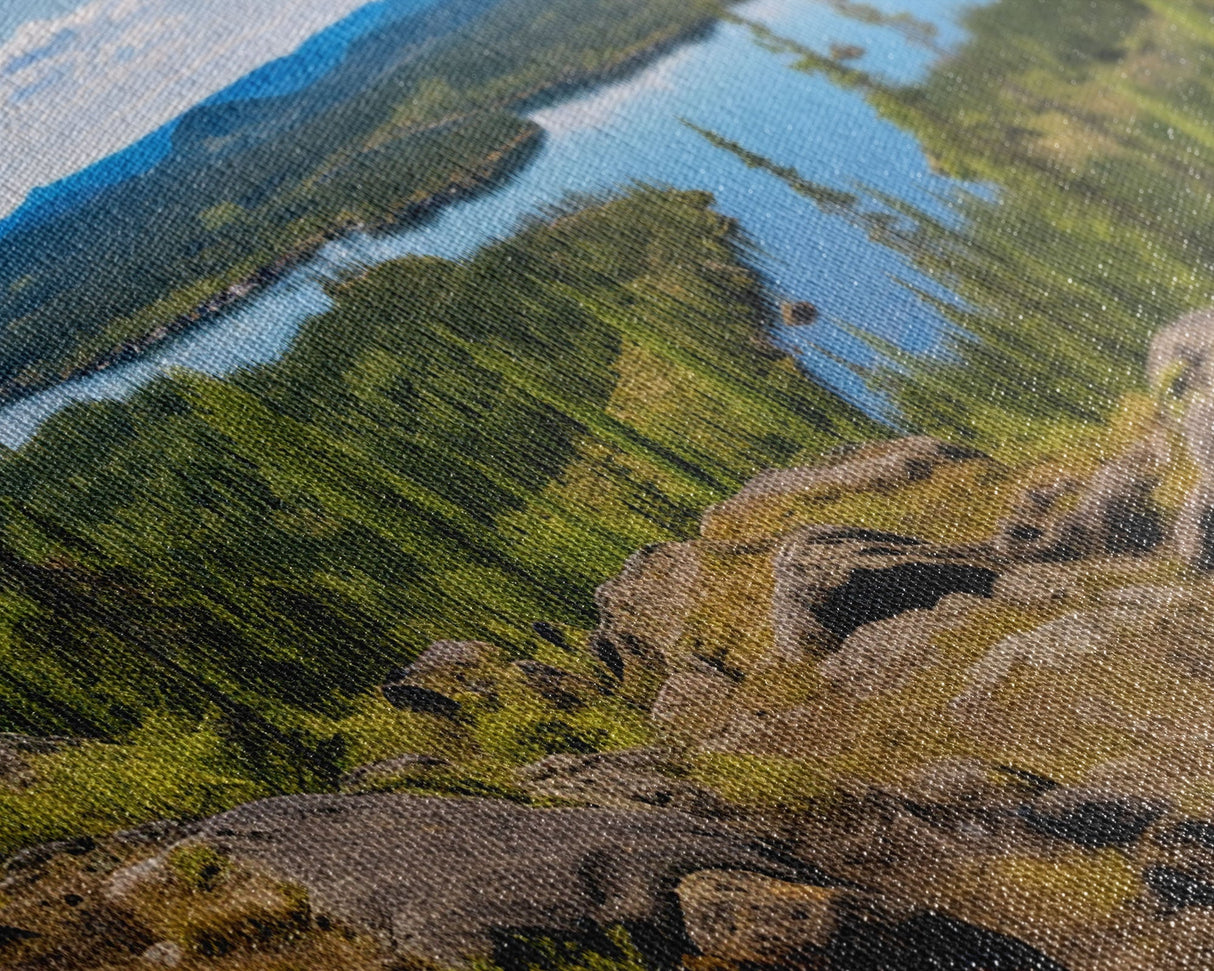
[{"left": 0, "top": 0, "right": 986, "bottom": 448}]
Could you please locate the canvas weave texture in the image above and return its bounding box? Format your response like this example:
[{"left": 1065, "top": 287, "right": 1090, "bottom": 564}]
[{"left": 1, "top": 1, "right": 1213, "bottom": 969}]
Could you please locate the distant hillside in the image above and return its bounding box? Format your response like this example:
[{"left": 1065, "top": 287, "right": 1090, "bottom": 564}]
[{"left": 0, "top": 0, "right": 724, "bottom": 404}]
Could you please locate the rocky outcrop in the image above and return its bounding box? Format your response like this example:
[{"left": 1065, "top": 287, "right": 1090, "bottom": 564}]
[
  {"left": 702, "top": 435, "right": 989, "bottom": 537},
  {"left": 1148, "top": 305, "right": 1214, "bottom": 566},
  {"left": 16, "top": 364, "right": 1214, "bottom": 970},
  {"left": 127, "top": 794, "right": 817, "bottom": 968},
  {"left": 550, "top": 426, "right": 1214, "bottom": 969},
  {"left": 200, "top": 424, "right": 1214, "bottom": 968}
]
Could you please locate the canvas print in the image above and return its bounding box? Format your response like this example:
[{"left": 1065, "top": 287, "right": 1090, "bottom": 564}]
[{"left": 5, "top": 0, "right": 1214, "bottom": 968}]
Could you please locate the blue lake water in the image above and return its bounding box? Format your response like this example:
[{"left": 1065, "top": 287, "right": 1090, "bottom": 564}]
[{"left": 0, "top": 0, "right": 986, "bottom": 448}]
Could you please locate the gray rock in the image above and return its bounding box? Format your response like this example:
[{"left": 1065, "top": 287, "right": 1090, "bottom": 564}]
[
  {"left": 820, "top": 594, "right": 982, "bottom": 698},
  {"left": 170, "top": 794, "right": 815, "bottom": 967},
  {"left": 651, "top": 665, "right": 737, "bottom": 741},
  {"left": 992, "top": 563, "right": 1081, "bottom": 607},
  {"left": 405, "top": 640, "right": 505, "bottom": 681},
  {"left": 992, "top": 475, "right": 1083, "bottom": 560},
  {"left": 902, "top": 758, "right": 1005, "bottom": 807},
  {"left": 517, "top": 748, "right": 726, "bottom": 815}
]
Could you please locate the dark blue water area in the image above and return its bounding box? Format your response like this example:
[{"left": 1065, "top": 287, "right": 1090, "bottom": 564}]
[
  {"left": 0, "top": 0, "right": 437, "bottom": 241},
  {"left": 0, "top": 0, "right": 991, "bottom": 447}
]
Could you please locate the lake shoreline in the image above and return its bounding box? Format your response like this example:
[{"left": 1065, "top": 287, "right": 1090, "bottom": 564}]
[{"left": 0, "top": 12, "right": 725, "bottom": 413}]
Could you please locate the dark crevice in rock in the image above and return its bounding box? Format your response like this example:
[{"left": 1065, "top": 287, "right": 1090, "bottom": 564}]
[
  {"left": 813, "top": 563, "right": 999, "bottom": 640},
  {"left": 532, "top": 621, "right": 568, "bottom": 649},
  {"left": 828, "top": 910, "right": 1067, "bottom": 971},
  {"left": 690, "top": 651, "right": 745, "bottom": 684},
  {"left": 0, "top": 926, "right": 39, "bottom": 946},
  {"left": 1163, "top": 820, "right": 1214, "bottom": 849},
  {"left": 1103, "top": 497, "right": 1165, "bottom": 554},
  {"left": 1020, "top": 798, "right": 1163, "bottom": 849},
  {"left": 1005, "top": 524, "right": 1044, "bottom": 543},
  {"left": 1145, "top": 865, "right": 1214, "bottom": 909},
  {"left": 381, "top": 683, "right": 462, "bottom": 718},
  {"left": 592, "top": 636, "right": 625, "bottom": 681},
  {"left": 1199, "top": 508, "right": 1214, "bottom": 570}
]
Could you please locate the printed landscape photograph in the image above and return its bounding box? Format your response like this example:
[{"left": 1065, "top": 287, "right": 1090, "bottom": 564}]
[{"left": 6, "top": 0, "right": 1214, "bottom": 968}]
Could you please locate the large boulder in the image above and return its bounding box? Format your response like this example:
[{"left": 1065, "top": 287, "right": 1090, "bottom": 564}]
[
  {"left": 951, "top": 590, "right": 1214, "bottom": 765},
  {"left": 1147, "top": 305, "right": 1214, "bottom": 567},
  {"left": 589, "top": 539, "right": 703, "bottom": 702},
  {"left": 141, "top": 794, "right": 818, "bottom": 968}
]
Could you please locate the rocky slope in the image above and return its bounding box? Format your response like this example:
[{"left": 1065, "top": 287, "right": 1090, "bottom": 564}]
[{"left": 7, "top": 313, "right": 1214, "bottom": 969}]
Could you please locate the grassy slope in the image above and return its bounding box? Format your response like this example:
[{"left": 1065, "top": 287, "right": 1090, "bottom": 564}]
[{"left": 0, "top": 188, "right": 878, "bottom": 854}]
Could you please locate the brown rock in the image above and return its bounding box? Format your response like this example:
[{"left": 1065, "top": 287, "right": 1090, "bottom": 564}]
[
  {"left": 590, "top": 539, "right": 703, "bottom": 700},
  {"left": 780, "top": 300, "right": 820, "bottom": 327},
  {"left": 676, "top": 870, "right": 841, "bottom": 961},
  {"left": 820, "top": 593, "right": 983, "bottom": 697},
  {"left": 651, "top": 664, "right": 737, "bottom": 740}
]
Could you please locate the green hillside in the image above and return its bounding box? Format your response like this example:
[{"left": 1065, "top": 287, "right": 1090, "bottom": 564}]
[{"left": 0, "top": 188, "right": 876, "bottom": 852}]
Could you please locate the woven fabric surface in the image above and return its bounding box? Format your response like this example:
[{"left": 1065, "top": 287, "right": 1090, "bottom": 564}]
[{"left": 0, "top": 1, "right": 1210, "bottom": 968}]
